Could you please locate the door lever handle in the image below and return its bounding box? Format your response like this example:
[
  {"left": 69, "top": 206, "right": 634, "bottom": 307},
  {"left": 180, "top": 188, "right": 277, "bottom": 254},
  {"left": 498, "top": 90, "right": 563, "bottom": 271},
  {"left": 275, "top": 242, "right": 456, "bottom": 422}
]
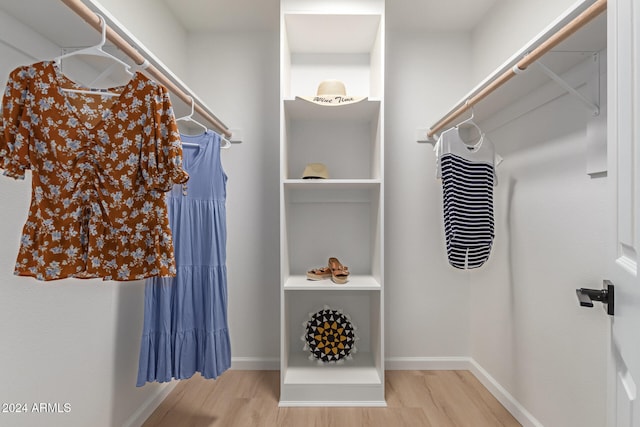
[
  {"left": 576, "top": 288, "right": 606, "bottom": 307},
  {"left": 576, "top": 280, "right": 614, "bottom": 315}
]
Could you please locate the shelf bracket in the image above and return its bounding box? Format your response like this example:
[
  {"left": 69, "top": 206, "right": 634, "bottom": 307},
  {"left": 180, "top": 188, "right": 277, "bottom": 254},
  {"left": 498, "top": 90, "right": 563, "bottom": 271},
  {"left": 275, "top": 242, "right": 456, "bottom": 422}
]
[{"left": 534, "top": 57, "right": 600, "bottom": 116}]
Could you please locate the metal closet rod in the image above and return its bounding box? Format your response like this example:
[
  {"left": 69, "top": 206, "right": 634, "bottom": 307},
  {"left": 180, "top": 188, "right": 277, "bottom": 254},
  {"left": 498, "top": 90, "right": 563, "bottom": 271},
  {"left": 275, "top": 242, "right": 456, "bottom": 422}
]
[
  {"left": 427, "top": 0, "right": 607, "bottom": 139},
  {"left": 60, "top": 0, "right": 232, "bottom": 139}
]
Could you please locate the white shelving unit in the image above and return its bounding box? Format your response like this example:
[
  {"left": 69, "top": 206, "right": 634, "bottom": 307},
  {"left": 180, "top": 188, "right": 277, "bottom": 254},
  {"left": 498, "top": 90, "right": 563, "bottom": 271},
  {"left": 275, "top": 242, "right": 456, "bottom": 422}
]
[{"left": 279, "top": 0, "right": 385, "bottom": 407}]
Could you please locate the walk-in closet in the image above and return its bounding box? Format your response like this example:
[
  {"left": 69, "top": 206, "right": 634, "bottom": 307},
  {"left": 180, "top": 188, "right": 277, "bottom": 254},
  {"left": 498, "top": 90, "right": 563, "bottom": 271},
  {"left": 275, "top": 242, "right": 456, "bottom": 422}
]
[{"left": 0, "top": 0, "right": 638, "bottom": 426}]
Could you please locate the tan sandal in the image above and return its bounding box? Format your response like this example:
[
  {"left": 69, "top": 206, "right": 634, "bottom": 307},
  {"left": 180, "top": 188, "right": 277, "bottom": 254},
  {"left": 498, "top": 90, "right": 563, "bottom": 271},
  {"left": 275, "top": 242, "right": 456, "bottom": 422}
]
[
  {"left": 328, "top": 257, "right": 349, "bottom": 284},
  {"left": 306, "top": 266, "right": 332, "bottom": 281}
]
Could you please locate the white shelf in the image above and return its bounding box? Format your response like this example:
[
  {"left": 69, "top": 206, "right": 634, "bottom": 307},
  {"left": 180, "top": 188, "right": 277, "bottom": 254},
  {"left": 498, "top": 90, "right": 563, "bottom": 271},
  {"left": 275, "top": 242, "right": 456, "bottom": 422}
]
[
  {"left": 284, "top": 351, "right": 381, "bottom": 385},
  {"left": 284, "top": 275, "right": 381, "bottom": 290},
  {"left": 284, "top": 98, "right": 380, "bottom": 121},
  {"left": 284, "top": 179, "right": 381, "bottom": 189},
  {"left": 280, "top": 2, "right": 384, "bottom": 406}
]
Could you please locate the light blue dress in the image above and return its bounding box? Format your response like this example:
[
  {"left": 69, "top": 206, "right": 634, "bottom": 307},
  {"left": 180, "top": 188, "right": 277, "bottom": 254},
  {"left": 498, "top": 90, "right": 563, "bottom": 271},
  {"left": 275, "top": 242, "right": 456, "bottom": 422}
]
[{"left": 137, "top": 130, "right": 231, "bottom": 386}]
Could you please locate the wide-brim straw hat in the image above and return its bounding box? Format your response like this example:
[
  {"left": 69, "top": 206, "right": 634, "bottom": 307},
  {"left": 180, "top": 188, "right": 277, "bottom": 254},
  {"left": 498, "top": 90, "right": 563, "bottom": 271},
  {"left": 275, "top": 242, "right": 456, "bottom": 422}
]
[{"left": 297, "top": 80, "right": 366, "bottom": 106}]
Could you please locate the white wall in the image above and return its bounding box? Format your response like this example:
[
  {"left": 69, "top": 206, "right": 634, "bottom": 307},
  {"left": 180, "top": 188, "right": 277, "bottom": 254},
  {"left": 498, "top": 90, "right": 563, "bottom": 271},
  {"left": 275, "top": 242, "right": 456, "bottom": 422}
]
[
  {"left": 385, "top": 31, "right": 475, "bottom": 360},
  {"left": 469, "top": 16, "right": 609, "bottom": 427},
  {"left": 471, "top": 97, "right": 608, "bottom": 426},
  {"left": 184, "top": 30, "right": 282, "bottom": 364},
  {"left": 471, "top": 0, "right": 581, "bottom": 83},
  {"left": 463, "top": 2, "right": 609, "bottom": 425}
]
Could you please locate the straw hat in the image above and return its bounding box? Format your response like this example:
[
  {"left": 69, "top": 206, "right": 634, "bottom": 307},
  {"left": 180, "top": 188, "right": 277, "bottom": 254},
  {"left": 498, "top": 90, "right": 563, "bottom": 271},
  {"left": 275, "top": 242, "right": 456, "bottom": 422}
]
[
  {"left": 301, "top": 163, "right": 329, "bottom": 179},
  {"left": 297, "top": 80, "right": 366, "bottom": 106}
]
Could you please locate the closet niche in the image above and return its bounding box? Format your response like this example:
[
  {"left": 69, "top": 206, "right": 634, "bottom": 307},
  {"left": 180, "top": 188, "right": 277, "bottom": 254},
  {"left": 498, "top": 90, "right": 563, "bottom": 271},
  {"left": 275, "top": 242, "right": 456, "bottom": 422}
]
[{"left": 279, "top": 0, "right": 386, "bottom": 406}]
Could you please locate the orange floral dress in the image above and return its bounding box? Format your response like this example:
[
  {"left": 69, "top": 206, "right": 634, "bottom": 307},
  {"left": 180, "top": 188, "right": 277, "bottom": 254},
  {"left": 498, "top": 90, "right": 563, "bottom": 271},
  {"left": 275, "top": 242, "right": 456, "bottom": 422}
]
[{"left": 0, "top": 61, "right": 188, "bottom": 281}]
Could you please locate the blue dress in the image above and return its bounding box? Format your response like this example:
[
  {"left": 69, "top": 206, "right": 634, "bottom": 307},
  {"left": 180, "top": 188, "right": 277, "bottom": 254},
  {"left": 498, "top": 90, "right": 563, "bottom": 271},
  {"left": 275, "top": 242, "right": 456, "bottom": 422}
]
[{"left": 137, "top": 130, "right": 231, "bottom": 386}]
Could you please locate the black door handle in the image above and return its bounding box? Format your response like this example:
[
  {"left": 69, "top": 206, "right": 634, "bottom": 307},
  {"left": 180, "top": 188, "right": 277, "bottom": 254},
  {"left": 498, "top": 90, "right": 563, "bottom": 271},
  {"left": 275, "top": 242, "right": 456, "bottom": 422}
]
[{"left": 576, "top": 280, "right": 614, "bottom": 315}]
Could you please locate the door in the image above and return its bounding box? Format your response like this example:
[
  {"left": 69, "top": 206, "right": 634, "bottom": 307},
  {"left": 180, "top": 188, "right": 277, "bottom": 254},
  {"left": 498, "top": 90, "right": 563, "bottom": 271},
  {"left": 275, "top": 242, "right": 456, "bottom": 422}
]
[{"left": 608, "top": 0, "right": 640, "bottom": 425}]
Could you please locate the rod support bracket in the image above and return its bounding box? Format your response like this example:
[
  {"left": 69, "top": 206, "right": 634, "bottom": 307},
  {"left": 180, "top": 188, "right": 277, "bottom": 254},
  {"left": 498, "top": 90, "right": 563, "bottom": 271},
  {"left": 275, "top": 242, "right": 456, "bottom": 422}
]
[
  {"left": 534, "top": 60, "right": 600, "bottom": 116},
  {"left": 416, "top": 128, "right": 437, "bottom": 144}
]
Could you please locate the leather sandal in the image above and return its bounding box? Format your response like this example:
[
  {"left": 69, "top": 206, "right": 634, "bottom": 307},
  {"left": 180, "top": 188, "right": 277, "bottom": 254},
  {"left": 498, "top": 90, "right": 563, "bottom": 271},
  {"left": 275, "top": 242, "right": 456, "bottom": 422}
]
[
  {"left": 328, "top": 257, "right": 349, "bottom": 284},
  {"left": 306, "top": 266, "right": 331, "bottom": 281}
]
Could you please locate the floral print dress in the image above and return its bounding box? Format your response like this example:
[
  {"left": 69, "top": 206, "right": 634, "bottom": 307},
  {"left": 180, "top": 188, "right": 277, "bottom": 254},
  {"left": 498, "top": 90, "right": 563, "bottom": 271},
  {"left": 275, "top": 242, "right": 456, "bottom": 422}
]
[{"left": 0, "top": 61, "right": 188, "bottom": 281}]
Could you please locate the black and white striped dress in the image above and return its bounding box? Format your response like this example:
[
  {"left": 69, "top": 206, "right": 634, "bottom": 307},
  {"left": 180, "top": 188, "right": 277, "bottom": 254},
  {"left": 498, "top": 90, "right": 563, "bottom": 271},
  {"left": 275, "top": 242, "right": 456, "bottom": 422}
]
[{"left": 436, "top": 128, "right": 498, "bottom": 269}]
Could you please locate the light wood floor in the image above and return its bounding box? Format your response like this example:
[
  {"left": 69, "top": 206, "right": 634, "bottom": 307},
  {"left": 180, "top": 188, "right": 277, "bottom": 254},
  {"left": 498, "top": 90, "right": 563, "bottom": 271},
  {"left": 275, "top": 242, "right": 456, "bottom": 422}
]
[{"left": 142, "top": 370, "right": 521, "bottom": 427}]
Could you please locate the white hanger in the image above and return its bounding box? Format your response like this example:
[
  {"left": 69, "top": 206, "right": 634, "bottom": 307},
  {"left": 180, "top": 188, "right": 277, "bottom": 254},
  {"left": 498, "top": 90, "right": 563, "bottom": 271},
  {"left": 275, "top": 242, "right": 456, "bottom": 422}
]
[
  {"left": 177, "top": 97, "right": 231, "bottom": 149},
  {"left": 176, "top": 97, "right": 208, "bottom": 133},
  {"left": 54, "top": 14, "right": 133, "bottom": 97},
  {"left": 456, "top": 100, "right": 484, "bottom": 147},
  {"left": 177, "top": 97, "right": 207, "bottom": 148}
]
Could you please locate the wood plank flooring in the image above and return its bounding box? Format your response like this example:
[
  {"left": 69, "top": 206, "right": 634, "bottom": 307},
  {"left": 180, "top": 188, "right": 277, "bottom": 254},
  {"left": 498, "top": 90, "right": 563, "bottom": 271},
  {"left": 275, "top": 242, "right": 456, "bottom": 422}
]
[{"left": 142, "top": 370, "right": 521, "bottom": 427}]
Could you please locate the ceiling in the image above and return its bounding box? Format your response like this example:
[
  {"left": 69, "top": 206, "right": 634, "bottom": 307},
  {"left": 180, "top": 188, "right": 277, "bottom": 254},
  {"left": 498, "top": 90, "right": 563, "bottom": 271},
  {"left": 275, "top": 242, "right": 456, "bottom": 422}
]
[{"left": 162, "top": 0, "right": 499, "bottom": 32}]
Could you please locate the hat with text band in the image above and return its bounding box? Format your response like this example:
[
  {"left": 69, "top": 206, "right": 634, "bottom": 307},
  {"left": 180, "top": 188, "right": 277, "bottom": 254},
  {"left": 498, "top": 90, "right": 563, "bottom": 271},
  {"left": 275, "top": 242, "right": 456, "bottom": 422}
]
[{"left": 297, "top": 80, "right": 367, "bottom": 106}]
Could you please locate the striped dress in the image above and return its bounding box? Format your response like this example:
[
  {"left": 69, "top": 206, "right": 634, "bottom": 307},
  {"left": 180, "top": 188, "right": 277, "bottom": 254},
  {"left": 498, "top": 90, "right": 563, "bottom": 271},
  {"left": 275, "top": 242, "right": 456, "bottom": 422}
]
[{"left": 436, "top": 128, "right": 498, "bottom": 269}]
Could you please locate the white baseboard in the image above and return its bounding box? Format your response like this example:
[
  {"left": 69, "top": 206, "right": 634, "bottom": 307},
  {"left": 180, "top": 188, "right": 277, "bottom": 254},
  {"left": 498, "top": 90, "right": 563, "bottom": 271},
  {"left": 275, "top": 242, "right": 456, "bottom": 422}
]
[
  {"left": 468, "top": 359, "right": 544, "bottom": 427},
  {"left": 385, "top": 356, "right": 472, "bottom": 370},
  {"left": 123, "top": 382, "right": 177, "bottom": 427},
  {"left": 231, "top": 356, "right": 280, "bottom": 370}
]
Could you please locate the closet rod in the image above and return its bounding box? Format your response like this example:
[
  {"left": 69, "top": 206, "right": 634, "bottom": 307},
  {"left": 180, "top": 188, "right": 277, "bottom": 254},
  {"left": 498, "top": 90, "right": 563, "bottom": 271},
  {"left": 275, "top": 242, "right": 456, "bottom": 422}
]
[
  {"left": 59, "top": 0, "right": 232, "bottom": 139},
  {"left": 427, "top": 0, "right": 607, "bottom": 139}
]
